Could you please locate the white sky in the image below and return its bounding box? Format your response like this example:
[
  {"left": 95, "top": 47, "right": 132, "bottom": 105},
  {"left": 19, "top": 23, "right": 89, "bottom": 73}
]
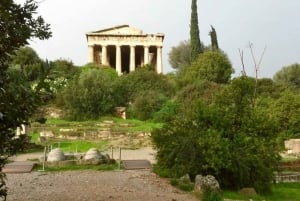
[{"left": 22, "top": 0, "right": 300, "bottom": 78}]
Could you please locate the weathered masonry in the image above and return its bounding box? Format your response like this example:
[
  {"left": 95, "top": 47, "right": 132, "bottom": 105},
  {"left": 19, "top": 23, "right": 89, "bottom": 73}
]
[{"left": 86, "top": 25, "right": 164, "bottom": 75}]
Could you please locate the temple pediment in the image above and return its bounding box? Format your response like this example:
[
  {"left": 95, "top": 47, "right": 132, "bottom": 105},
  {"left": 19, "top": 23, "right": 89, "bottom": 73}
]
[{"left": 89, "top": 25, "right": 143, "bottom": 35}]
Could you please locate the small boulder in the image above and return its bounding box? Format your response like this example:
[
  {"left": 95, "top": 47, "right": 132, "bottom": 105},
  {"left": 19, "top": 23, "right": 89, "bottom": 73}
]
[
  {"left": 47, "top": 148, "right": 65, "bottom": 162},
  {"left": 194, "top": 175, "right": 220, "bottom": 193},
  {"left": 84, "top": 148, "right": 103, "bottom": 160}
]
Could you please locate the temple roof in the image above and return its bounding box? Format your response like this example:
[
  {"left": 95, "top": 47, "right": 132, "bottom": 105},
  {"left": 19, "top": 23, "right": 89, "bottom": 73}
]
[{"left": 87, "top": 25, "right": 144, "bottom": 35}]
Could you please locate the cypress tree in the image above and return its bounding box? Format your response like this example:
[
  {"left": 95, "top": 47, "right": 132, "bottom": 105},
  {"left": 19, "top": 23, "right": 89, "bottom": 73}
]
[
  {"left": 209, "top": 25, "right": 219, "bottom": 50},
  {"left": 190, "top": 0, "right": 202, "bottom": 62}
]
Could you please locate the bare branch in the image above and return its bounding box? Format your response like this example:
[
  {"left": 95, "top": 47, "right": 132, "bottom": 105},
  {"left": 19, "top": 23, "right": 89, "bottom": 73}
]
[{"left": 238, "top": 48, "right": 247, "bottom": 76}]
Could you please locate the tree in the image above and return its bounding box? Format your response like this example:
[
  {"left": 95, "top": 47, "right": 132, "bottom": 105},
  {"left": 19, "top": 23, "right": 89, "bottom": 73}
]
[
  {"left": 0, "top": 0, "right": 51, "bottom": 198},
  {"left": 152, "top": 77, "right": 281, "bottom": 194},
  {"left": 209, "top": 25, "right": 219, "bottom": 50},
  {"left": 269, "top": 91, "right": 300, "bottom": 139},
  {"left": 113, "top": 66, "right": 175, "bottom": 107},
  {"left": 168, "top": 40, "right": 191, "bottom": 70},
  {"left": 190, "top": 0, "right": 202, "bottom": 62},
  {"left": 50, "top": 59, "right": 78, "bottom": 79},
  {"left": 128, "top": 90, "right": 167, "bottom": 121},
  {"left": 63, "top": 66, "right": 118, "bottom": 120},
  {"left": 184, "top": 50, "right": 234, "bottom": 84},
  {"left": 273, "top": 63, "right": 300, "bottom": 89},
  {"left": 10, "top": 46, "right": 43, "bottom": 81}
]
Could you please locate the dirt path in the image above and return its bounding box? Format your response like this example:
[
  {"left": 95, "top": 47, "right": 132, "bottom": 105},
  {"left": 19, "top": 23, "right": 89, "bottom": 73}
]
[
  {"left": 6, "top": 170, "right": 199, "bottom": 201},
  {"left": 5, "top": 148, "right": 200, "bottom": 201}
]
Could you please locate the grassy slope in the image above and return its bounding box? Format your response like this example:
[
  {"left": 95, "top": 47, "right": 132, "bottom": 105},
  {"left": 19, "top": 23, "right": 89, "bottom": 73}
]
[
  {"left": 29, "top": 117, "right": 162, "bottom": 152},
  {"left": 223, "top": 183, "right": 300, "bottom": 201}
]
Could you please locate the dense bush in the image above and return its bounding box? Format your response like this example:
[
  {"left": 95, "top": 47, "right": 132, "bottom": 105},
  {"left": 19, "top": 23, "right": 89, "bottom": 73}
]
[
  {"left": 63, "top": 66, "right": 118, "bottom": 120},
  {"left": 152, "top": 77, "right": 281, "bottom": 194},
  {"left": 127, "top": 90, "right": 168, "bottom": 121},
  {"left": 183, "top": 50, "right": 234, "bottom": 84}
]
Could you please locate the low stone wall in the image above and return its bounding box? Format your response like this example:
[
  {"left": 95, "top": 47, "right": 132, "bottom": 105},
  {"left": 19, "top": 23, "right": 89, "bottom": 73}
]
[
  {"left": 274, "top": 173, "right": 300, "bottom": 183},
  {"left": 279, "top": 160, "right": 300, "bottom": 171}
]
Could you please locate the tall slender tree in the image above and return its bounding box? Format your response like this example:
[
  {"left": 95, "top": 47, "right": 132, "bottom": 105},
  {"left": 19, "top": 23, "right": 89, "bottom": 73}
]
[
  {"left": 190, "top": 0, "right": 202, "bottom": 62},
  {"left": 209, "top": 25, "right": 219, "bottom": 50}
]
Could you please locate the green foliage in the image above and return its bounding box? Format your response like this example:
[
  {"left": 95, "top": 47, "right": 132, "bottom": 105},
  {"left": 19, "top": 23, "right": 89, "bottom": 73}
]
[
  {"left": 63, "top": 67, "right": 118, "bottom": 120},
  {"left": 201, "top": 187, "right": 222, "bottom": 201},
  {"left": 170, "top": 178, "right": 194, "bottom": 192},
  {"left": 269, "top": 90, "right": 300, "bottom": 139},
  {"left": 152, "top": 76, "right": 281, "bottom": 194},
  {"left": 256, "top": 78, "right": 279, "bottom": 98},
  {"left": 49, "top": 140, "right": 109, "bottom": 153},
  {"left": 153, "top": 164, "right": 173, "bottom": 178},
  {"left": 176, "top": 81, "right": 221, "bottom": 115},
  {"left": 184, "top": 50, "right": 234, "bottom": 84},
  {"left": 0, "top": 0, "right": 51, "bottom": 68},
  {"left": 128, "top": 90, "right": 168, "bottom": 121},
  {"left": 153, "top": 100, "right": 179, "bottom": 123},
  {"left": 273, "top": 63, "right": 300, "bottom": 89},
  {"left": 168, "top": 40, "right": 191, "bottom": 69},
  {"left": 0, "top": 0, "right": 51, "bottom": 198},
  {"left": 223, "top": 182, "right": 300, "bottom": 201},
  {"left": 10, "top": 46, "right": 43, "bottom": 81},
  {"left": 190, "top": 0, "right": 202, "bottom": 61},
  {"left": 116, "top": 67, "right": 175, "bottom": 100},
  {"left": 35, "top": 163, "right": 118, "bottom": 172},
  {"left": 209, "top": 25, "right": 219, "bottom": 50},
  {"left": 50, "top": 59, "right": 78, "bottom": 79}
]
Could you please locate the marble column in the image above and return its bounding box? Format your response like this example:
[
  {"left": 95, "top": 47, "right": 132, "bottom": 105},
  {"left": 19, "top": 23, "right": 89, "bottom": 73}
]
[
  {"left": 144, "top": 46, "right": 149, "bottom": 65},
  {"left": 116, "top": 45, "right": 122, "bottom": 75},
  {"left": 156, "top": 46, "right": 163, "bottom": 74},
  {"left": 130, "top": 45, "right": 136, "bottom": 72},
  {"left": 88, "top": 45, "right": 94, "bottom": 63},
  {"left": 101, "top": 45, "right": 108, "bottom": 66}
]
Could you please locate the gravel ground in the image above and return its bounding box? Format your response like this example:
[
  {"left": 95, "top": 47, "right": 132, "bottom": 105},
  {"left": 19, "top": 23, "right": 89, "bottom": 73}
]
[{"left": 6, "top": 170, "right": 199, "bottom": 201}]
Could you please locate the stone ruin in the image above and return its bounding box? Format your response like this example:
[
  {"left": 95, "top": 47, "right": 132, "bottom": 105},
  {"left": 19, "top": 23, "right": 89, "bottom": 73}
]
[
  {"left": 194, "top": 175, "right": 220, "bottom": 193},
  {"left": 47, "top": 148, "right": 65, "bottom": 162},
  {"left": 84, "top": 148, "right": 103, "bottom": 160},
  {"left": 45, "top": 148, "right": 111, "bottom": 165},
  {"left": 285, "top": 139, "right": 300, "bottom": 155}
]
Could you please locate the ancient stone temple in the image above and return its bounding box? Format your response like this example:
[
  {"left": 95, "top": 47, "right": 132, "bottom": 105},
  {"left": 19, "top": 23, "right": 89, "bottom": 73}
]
[{"left": 86, "top": 25, "right": 164, "bottom": 75}]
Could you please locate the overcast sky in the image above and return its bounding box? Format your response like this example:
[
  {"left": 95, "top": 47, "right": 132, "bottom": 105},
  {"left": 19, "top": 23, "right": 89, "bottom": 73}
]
[{"left": 22, "top": 0, "right": 300, "bottom": 78}]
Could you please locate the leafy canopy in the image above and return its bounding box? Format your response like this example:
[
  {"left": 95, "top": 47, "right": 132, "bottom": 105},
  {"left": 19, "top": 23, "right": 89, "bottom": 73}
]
[
  {"left": 152, "top": 77, "right": 281, "bottom": 194},
  {"left": 184, "top": 50, "right": 234, "bottom": 84},
  {"left": 0, "top": 0, "right": 51, "bottom": 198}
]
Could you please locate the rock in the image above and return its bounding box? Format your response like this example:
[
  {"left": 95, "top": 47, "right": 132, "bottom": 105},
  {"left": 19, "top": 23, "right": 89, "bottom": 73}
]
[
  {"left": 84, "top": 148, "right": 103, "bottom": 160},
  {"left": 40, "top": 130, "right": 54, "bottom": 138},
  {"left": 194, "top": 175, "right": 220, "bottom": 193},
  {"left": 47, "top": 148, "right": 65, "bottom": 162}
]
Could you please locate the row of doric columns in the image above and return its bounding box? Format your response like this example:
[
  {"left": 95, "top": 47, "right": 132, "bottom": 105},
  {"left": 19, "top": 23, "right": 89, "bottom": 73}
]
[{"left": 88, "top": 45, "right": 162, "bottom": 75}]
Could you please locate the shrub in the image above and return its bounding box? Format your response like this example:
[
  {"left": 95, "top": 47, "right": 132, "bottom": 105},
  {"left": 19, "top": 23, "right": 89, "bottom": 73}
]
[{"left": 201, "top": 187, "right": 222, "bottom": 201}]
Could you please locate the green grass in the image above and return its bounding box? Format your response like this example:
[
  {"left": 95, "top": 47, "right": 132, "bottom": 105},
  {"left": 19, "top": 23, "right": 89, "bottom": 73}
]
[
  {"left": 34, "top": 163, "right": 118, "bottom": 172},
  {"left": 34, "top": 117, "right": 162, "bottom": 133},
  {"left": 223, "top": 183, "right": 300, "bottom": 201},
  {"left": 30, "top": 132, "right": 41, "bottom": 143},
  {"left": 30, "top": 116, "right": 163, "bottom": 152},
  {"left": 47, "top": 140, "right": 110, "bottom": 153}
]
